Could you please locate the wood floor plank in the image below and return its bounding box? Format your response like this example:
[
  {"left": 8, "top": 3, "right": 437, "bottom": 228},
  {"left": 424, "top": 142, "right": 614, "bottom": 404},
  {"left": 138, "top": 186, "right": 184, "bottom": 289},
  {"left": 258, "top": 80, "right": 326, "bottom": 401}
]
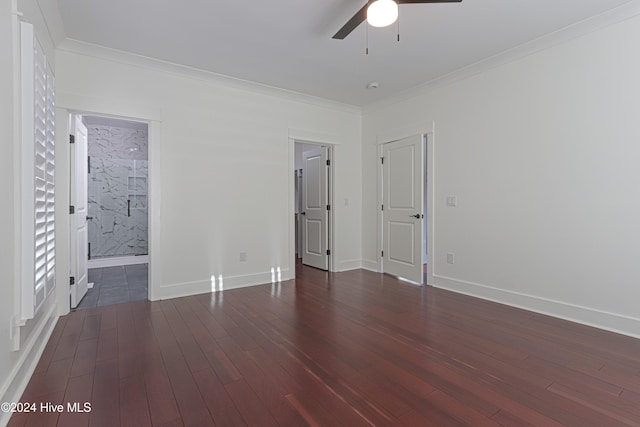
[
  {"left": 70, "top": 338, "right": 98, "bottom": 379},
  {"left": 192, "top": 368, "right": 248, "bottom": 427},
  {"left": 57, "top": 373, "right": 93, "bottom": 427},
  {"left": 158, "top": 343, "right": 216, "bottom": 426},
  {"left": 9, "top": 263, "right": 640, "bottom": 426},
  {"left": 224, "top": 379, "right": 281, "bottom": 427},
  {"left": 119, "top": 374, "right": 152, "bottom": 427},
  {"left": 140, "top": 351, "right": 182, "bottom": 426},
  {"left": 89, "top": 359, "right": 120, "bottom": 427}
]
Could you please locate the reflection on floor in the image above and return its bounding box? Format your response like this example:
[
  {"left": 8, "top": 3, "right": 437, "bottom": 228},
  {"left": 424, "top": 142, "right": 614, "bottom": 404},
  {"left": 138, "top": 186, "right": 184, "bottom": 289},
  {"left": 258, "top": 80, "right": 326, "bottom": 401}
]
[{"left": 77, "top": 264, "right": 148, "bottom": 309}]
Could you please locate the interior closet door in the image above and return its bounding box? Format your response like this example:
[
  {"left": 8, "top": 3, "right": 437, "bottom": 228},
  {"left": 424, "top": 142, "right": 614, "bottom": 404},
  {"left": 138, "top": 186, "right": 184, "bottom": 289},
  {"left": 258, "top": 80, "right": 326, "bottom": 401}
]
[
  {"left": 382, "top": 134, "right": 424, "bottom": 284},
  {"left": 301, "top": 147, "right": 329, "bottom": 270}
]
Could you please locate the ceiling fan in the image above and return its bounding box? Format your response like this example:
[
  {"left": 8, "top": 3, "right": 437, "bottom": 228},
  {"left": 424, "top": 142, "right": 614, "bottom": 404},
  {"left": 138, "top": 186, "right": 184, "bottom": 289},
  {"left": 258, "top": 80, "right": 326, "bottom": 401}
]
[{"left": 333, "top": 0, "right": 463, "bottom": 40}]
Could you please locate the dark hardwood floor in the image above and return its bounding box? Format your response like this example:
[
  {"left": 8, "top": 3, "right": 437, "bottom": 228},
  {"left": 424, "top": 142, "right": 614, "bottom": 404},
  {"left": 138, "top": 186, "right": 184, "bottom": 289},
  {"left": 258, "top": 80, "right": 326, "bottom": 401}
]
[{"left": 9, "top": 264, "right": 640, "bottom": 426}]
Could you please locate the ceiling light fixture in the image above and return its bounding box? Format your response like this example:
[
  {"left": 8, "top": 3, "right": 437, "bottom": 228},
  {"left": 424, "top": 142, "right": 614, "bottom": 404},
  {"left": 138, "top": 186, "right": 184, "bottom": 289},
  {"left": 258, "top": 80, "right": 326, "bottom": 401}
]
[{"left": 367, "top": 0, "right": 399, "bottom": 28}]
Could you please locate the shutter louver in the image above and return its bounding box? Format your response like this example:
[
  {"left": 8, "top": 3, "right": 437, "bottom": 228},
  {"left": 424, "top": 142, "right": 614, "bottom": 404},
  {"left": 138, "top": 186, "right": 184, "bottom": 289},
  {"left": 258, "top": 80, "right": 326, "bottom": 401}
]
[
  {"left": 20, "top": 22, "right": 55, "bottom": 320},
  {"left": 33, "top": 39, "right": 47, "bottom": 307},
  {"left": 45, "top": 69, "right": 55, "bottom": 292}
]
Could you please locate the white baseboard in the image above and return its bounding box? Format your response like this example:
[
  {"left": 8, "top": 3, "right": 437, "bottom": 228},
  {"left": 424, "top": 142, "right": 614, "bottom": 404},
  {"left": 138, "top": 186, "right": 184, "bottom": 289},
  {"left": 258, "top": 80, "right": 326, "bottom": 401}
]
[
  {"left": 88, "top": 255, "right": 148, "bottom": 269},
  {"left": 432, "top": 274, "right": 640, "bottom": 340},
  {"left": 335, "top": 259, "right": 362, "bottom": 272},
  {"left": 0, "top": 303, "right": 58, "bottom": 427},
  {"left": 361, "top": 259, "right": 379, "bottom": 273},
  {"left": 159, "top": 268, "right": 292, "bottom": 300}
]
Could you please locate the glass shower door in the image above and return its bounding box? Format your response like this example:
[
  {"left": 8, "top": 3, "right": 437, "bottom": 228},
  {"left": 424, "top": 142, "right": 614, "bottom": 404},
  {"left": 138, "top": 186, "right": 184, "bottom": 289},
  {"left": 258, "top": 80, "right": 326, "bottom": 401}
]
[{"left": 88, "top": 158, "right": 148, "bottom": 259}]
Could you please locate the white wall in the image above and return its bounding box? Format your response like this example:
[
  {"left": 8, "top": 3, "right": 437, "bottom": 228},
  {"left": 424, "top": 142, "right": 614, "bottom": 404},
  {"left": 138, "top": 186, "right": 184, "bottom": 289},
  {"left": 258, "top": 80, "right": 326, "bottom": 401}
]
[
  {"left": 55, "top": 45, "right": 362, "bottom": 299},
  {"left": 363, "top": 12, "right": 640, "bottom": 338},
  {"left": 0, "top": 1, "right": 62, "bottom": 424},
  {"left": 0, "top": 2, "right": 18, "bottom": 415}
]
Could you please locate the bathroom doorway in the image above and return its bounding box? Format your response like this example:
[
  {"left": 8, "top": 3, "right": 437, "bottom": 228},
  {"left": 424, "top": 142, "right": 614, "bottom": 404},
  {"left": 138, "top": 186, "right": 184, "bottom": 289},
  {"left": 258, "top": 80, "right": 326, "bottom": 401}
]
[{"left": 75, "top": 115, "right": 149, "bottom": 308}]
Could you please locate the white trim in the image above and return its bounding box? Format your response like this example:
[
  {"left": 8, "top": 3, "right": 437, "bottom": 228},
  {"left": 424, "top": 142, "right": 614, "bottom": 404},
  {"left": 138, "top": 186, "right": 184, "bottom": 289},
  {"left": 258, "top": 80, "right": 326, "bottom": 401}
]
[
  {"left": 376, "top": 124, "right": 435, "bottom": 284},
  {"left": 431, "top": 274, "right": 640, "bottom": 340},
  {"left": 57, "top": 39, "right": 361, "bottom": 115},
  {"left": 54, "top": 108, "right": 70, "bottom": 316},
  {"left": 361, "top": 259, "right": 379, "bottom": 272},
  {"left": 289, "top": 134, "right": 337, "bottom": 277},
  {"left": 158, "top": 269, "right": 292, "bottom": 300},
  {"left": 20, "top": 22, "right": 36, "bottom": 320},
  {"left": 88, "top": 255, "right": 148, "bottom": 269},
  {"left": 55, "top": 107, "right": 160, "bottom": 313},
  {"left": 147, "top": 120, "right": 161, "bottom": 301},
  {"left": 335, "top": 259, "right": 362, "bottom": 272},
  {"left": 0, "top": 302, "right": 58, "bottom": 427},
  {"left": 56, "top": 91, "right": 161, "bottom": 123},
  {"left": 363, "top": 1, "right": 640, "bottom": 115},
  {"left": 288, "top": 138, "right": 296, "bottom": 280},
  {"left": 425, "top": 130, "right": 435, "bottom": 287},
  {"left": 288, "top": 128, "right": 344, "bottom": 146}
]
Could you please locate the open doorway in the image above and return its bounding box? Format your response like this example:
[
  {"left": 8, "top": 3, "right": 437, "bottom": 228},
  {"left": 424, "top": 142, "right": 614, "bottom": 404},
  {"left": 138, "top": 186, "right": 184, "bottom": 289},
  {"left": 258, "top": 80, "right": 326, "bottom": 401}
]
[
  {"left": 294, "top": 142, "right": 332, "bottom": 271},
  {"left": 70, "top": 114, "right": 149, "bottom": 309}
]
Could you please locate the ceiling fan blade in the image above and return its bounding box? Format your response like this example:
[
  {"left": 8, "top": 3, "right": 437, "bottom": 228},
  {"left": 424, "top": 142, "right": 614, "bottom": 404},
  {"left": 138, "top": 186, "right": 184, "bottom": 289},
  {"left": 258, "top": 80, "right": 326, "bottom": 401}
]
[
  {"left": 332, "top": 3, "right": 369, "bottom": 40},
  {"left": 332, "top": 0, "right": 462, "bottom": 40},
  {"left": 398, "top": 0, "right": 462, "bottom": 3}
]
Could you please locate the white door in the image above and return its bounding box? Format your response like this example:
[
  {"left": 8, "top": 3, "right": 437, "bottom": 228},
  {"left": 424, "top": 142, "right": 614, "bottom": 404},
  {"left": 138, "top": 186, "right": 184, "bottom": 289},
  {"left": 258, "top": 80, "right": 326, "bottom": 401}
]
[
  {"left": 302, "top": 147, "right": 329, "bottom": 270},
  {"left": 382, "top": 135, "right": 424, "bottom": 284},
  {"left": 70, "top": 115, "right": 89, "bottom": 307}
]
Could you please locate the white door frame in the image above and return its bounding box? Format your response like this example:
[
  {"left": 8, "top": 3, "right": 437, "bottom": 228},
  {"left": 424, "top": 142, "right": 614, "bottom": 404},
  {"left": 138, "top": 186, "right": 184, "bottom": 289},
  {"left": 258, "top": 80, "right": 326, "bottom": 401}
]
[
  {"left": 377, "top": 130, "right": 434, "bottom": 285},
  {"left": 55, "top": 104, "right": 161, "bottom": 315},
  {"left": 288, "top": 132, "right": 335, "bottom": 279}
]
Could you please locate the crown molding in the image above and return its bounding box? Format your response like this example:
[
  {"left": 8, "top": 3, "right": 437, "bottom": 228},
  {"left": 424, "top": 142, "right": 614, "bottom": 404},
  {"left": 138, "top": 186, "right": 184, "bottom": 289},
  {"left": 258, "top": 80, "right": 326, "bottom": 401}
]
[
  {"left": 36, "top": 0, "right": 66, "bottom": 46},
  {"left": 363, "top": 0, "right": 640, "bottom": 115},
  {"left": 56, "top": 38, "right": 362, "bottom": 116}
]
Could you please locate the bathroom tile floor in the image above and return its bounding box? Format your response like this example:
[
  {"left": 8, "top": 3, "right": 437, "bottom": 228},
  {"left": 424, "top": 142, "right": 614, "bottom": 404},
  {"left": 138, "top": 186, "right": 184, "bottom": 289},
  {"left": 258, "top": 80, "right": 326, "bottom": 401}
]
[{"left": 76, "top": 263, "right": 148, "bottom": 309}]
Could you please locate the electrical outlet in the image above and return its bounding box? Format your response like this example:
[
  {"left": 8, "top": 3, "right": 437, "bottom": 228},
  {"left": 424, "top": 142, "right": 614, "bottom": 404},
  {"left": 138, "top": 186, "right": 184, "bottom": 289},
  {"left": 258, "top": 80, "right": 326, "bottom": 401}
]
[
  {"left": 446, "top": 252, "right": 455, "bottom": 265},
  {"left": 239, "top": 252, "right": 247, "bottom": 262}
]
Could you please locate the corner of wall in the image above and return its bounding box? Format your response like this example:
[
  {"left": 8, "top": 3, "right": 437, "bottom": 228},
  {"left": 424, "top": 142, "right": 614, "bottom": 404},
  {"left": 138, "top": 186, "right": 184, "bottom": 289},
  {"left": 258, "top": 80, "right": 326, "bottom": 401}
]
[
  {"left": 432, "top": 275, "right": 640, "bottom": 340},
  {"left": 0, "top": 301, "right": 58, "bottom": 427},
  {"left": 361, "top": 259, "right": 379, "bottom": 273}
]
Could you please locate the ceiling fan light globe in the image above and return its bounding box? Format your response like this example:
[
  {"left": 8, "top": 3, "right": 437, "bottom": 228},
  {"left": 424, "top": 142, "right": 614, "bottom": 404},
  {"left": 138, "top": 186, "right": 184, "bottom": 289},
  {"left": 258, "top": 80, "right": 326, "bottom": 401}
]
[{"left": 367, "top": 0, "right": 399, "bottom": 28}]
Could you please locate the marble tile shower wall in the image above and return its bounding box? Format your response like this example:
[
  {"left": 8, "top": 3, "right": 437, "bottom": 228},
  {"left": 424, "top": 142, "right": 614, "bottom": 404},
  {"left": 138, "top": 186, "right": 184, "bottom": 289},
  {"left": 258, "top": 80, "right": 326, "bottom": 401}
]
[{"left": 87, "top": 124, "right": 148, "bottom": 259}]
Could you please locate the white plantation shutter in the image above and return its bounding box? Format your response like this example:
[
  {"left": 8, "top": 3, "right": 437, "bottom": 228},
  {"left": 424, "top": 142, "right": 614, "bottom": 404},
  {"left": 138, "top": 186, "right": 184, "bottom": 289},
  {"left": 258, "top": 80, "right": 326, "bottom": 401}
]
[
  {"left": 45, "top": 71, "right": 56, "bottom": 292},
  {"left": 21, "top": 22, "right": 55, "bottom": 320}
]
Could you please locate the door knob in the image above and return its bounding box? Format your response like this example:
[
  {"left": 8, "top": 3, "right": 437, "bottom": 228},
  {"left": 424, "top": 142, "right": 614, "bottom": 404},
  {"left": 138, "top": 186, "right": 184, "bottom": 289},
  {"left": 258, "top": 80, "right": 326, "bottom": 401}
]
[
  {"left": 86, "top": 216, "right": 93, "bottom": 221},
  {"left": 410, "top": 213, "right": 423, "bottom": 218},
  {"left": 301, "top": 212, "right": 306, "bottom": 216}
]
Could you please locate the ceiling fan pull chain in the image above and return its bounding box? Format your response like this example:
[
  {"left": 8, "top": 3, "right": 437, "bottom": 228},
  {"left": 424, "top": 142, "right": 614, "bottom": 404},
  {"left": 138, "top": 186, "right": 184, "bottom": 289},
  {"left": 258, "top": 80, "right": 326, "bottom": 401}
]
[
  {"left": 397, "top": 0, "right": 400, "bottom": 42},
  {"left": 366, "top": 21, "right": 369, "bottom": 54}
]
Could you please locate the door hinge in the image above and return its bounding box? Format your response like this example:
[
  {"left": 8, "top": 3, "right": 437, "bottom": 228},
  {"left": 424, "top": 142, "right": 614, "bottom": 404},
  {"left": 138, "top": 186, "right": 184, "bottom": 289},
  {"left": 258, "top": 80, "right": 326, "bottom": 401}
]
[
  {"left": 70, "top": 276, "right": 75, "bottom": 286},
  {"left": 69, "top": 134, "right": 75, "bottom": 144},
  {"left": 88, "top": 156, "right": 91, "bottom": 174},
  {"left": 69, "top": 205, "right": 75, "bottom": 214},
  {"left": 326, "top": 249, "right": 331, "bottom": 255},
  {"left": 381, "top": 250, "right": 384, "bottom": 257},
  {"left": 326, "top": 204, "right": 331, "bottom": 211},
  {"left": 381, "top": 157, "right": 384, "bottom": 164},
  {"left": 326, "top": 159, "right": 330, "bottom": 166},
  {"left": 381, "top": 204, "right": 384, "bottom": 211}
]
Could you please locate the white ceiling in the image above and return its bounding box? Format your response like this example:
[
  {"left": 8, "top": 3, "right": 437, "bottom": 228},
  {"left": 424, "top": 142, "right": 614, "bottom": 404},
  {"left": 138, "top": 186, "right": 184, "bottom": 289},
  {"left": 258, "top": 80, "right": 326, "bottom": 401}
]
[{"left": 55, "top": 0, "right": 633, "bottom": 107}]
